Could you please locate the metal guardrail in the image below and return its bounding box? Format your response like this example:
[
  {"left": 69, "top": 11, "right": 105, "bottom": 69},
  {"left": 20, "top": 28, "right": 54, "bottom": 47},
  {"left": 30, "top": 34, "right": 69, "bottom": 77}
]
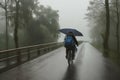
[{"left": 0, "top": 42, "right": 63, "bottom": 73}]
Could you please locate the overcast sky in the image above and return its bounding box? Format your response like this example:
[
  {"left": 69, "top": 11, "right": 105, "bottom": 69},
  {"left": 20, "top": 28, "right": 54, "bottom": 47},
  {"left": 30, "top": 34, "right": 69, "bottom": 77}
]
[{"left": 39, "top": 0, "right": 92, "bottom": 41}]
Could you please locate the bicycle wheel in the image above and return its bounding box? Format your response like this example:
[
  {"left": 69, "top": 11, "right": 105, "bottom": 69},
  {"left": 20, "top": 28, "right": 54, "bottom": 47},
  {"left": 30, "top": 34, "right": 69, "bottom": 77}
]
[{"left": 67, "top": 50, "right": 73, "bottom": 66}]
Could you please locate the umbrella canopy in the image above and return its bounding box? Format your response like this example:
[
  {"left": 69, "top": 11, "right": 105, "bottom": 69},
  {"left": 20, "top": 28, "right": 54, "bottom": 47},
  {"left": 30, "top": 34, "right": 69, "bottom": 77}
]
[{"left": 59, "top": 28, "right": 83, "bottom": 36}]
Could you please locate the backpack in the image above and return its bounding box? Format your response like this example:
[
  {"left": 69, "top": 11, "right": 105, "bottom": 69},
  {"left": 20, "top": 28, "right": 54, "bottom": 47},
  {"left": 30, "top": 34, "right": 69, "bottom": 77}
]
[{"left": 64, "top": 36, "right": 75, "bottom": 48}]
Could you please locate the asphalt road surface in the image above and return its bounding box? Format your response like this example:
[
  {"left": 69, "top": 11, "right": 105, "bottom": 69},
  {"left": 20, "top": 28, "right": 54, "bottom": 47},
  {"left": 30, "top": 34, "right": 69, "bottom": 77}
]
[{"left": 0, "top": 43, "right": 120, "bottom": 80}]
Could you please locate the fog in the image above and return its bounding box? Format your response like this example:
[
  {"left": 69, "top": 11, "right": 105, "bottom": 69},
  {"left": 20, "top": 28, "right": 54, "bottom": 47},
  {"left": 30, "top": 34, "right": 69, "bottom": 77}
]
[
  {"left": 0, "top": 0, "right": 92, "bottom": 41},
  {"left": 0, "top": 9, "right": 5, "bottom": 33},
  {"left": 39, "top": 0, "right": 92, "bottom": 42}
]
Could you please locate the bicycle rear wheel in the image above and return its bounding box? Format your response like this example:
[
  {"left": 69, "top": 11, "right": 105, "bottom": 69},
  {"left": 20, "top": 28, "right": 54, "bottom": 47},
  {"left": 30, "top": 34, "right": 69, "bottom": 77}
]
[{"left": 67, "top": 50, "right": 73, "bottom": 66}]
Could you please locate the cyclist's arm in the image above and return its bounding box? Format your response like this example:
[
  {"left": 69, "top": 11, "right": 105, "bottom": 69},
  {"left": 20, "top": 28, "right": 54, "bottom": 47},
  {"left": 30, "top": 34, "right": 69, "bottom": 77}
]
[{"left": 72, "top": 36, "right": 78, "bottom": 46}]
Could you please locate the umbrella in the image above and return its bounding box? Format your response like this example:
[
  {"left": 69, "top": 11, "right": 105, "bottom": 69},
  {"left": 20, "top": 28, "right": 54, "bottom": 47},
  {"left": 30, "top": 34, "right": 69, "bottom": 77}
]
[{"left": 59, "top": 28, "right": 83, "bottom": 36}]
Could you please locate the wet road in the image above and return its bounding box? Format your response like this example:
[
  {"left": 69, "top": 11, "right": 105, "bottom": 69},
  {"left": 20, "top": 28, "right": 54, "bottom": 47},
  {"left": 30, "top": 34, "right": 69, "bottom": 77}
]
[{"left": 0, "top": 43, "right": 120, "bottom": 80}]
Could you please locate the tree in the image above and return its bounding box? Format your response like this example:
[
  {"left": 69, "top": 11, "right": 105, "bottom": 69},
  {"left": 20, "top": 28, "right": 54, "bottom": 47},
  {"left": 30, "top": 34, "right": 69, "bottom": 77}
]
[
  {"left": 115, "top": 0, "right": 120, "bottom": 60},
  {"left": 86, "top": 0, "right": 111, "bottom": 57},
  {"left": 0, "top": 0, "right": 10, "bottom": 49},
  {"left": 25, "top": 5, "right": 59, "bottom": 45},
  {"left": 103, "top": 0, "right": 110, "bottom": 57},
  {"left": 111, "top": 0, "right": 120, "bottom": 62},
  {"left": 9, "top": 0, "right": 59, "bottom": 47},
  {"left": 14, "top": 0, "right": 20, "bottom": 48},
  {"left": 9, "top": 0, "right": 36, "bottom": 48},
  {"left": 87, "top": 0, "right": 120, "bottom": 64},
  {"left": 37, "top": 6, "right": 59, "bottom": 41},
  {"left": 86, "top": 0, "right": 106, "bottom": 48},
  {"left": 8, "top": 0, "right": 20, "bottom": 48}
]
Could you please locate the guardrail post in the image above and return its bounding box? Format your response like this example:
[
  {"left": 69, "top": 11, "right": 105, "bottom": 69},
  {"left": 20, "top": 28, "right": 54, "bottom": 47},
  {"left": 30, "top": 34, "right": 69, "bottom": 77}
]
[
  {"left": 17, "top": 49, "right": 21, "bottom": 65},
  {"left": 27, "top": 48, "right": 30, "bottom": 61},
  {"left": 47, "top": 48, "right": 50, "bottom": 52},
  {"left": 37, "top": 48, "right": 40, "bottom": 56},
  {"left": 6, "top": 52, "right": 9, "bottom": 67}
]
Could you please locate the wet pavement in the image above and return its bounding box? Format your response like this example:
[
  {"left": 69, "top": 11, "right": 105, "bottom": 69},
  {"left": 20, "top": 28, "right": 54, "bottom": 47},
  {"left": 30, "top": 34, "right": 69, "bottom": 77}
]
[{"left": 0, "top": 43, "right": 120, "bottom": 80}]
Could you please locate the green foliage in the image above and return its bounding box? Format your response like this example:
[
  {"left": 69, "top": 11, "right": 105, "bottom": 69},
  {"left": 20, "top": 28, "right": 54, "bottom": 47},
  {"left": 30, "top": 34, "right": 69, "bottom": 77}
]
[
  {"left": 8, "top": 0, "right": 59, "bottom": 47},
  {"left": 0, "top": 33, "right": 15, "bottom": 50},
  {"left": 0, "top": 0, "right": 60, "bottom": 49},
  {"left": 86, "top": 0, "right": 105, "bottom": 48},
  {"left": 87, "top": 0, "right": 120, "bottom": 65},
  {"left": 0, "top": 33, "right": 6, "bottom": 50}
]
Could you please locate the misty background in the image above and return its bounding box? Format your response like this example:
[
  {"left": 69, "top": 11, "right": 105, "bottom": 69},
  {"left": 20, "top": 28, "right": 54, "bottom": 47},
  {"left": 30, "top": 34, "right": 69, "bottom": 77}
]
[
  {"left": 39, "top": 0, "right": 91, "bottom": 42},
  {"left": 0, "top": 0, "right": 91, "bottom": 42}
]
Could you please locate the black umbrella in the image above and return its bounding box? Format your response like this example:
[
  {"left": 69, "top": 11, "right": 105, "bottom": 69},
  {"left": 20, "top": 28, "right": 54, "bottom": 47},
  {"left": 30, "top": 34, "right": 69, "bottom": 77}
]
[{"left": 59, "top": 28, "right": 83, "bottom": 36}]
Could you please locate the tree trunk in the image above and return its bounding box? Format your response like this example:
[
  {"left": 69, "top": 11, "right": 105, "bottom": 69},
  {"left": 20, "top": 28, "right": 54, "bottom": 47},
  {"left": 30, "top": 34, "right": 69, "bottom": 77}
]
[
  {"left": 104, "top": 0, "right": 110, "bottom": 57},
  {"left": 14, "top": 0, "right": 21, "bottom": 64},
  {"left": 115, "top": 0, "right": 120, "bottom": 62},
  {"left": 14, "top": 0, "right": 19, "bottom": 48},
  {"left": 5, "top": 0, "right": 9, "bottom": 49},
  {"left": 5, "top": 0, "right": 9, "bottom": 66}
]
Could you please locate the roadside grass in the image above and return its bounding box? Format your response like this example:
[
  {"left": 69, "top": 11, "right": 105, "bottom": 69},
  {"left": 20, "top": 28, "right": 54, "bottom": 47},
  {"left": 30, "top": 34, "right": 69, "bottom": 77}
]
[{"left": 91, "top": 43, "right": 120, "bottom": 67}]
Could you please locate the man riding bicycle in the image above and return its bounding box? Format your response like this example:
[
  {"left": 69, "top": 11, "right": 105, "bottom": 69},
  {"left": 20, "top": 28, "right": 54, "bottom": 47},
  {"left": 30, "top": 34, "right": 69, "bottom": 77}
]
[{"left": 64, "top": 32, "right": 78, "bottom": 60}]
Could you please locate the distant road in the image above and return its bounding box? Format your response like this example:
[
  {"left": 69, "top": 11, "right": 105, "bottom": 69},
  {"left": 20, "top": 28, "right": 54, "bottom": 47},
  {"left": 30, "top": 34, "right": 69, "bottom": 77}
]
[{"left": 0, "top": 43, "right": 120, "bottom": 80}]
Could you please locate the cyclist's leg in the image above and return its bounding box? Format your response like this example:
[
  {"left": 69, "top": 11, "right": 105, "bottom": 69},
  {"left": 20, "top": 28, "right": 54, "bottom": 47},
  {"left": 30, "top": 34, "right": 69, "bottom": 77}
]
[
  {"left": 75, "top": 45, "right": 77, "bottom": 52},
  {"left": 72, "top": 46, "right": 75, "bottom": 60},
  {"left": 66, "top": 48, "right": 69, "bottom": 59}
]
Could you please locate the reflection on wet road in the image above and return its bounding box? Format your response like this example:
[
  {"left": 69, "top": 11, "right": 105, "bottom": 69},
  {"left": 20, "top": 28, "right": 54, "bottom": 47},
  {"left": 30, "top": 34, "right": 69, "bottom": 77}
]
[
  {"left": 0, "top": 43, "right": 120, "bottom": 80},
  {"left": 63, "top": 64, "right": 77, "bottom": 80}
]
